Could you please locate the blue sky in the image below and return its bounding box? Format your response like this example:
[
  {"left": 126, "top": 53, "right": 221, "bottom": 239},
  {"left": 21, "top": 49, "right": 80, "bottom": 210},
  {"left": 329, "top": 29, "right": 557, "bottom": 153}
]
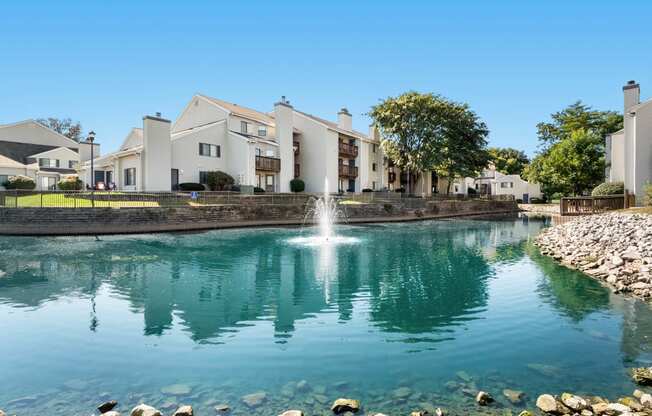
[{"left": 1, "top": 1, "right": 651, "bottom": 156}]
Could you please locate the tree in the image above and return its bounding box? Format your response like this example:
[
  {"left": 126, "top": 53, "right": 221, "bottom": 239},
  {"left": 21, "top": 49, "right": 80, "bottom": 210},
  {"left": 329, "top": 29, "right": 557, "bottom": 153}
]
[
  {"left": 536, "top": 101, "right": 622, "bottom": 146},
  {"left": 487, "top": 147, "right": 529, "bottom": 175},
  {"left": 525, "top": 129, "right": 605, "bottom": 196},
  {"left": 369, "top": 92, "right": 488, "bottom": 195},
  {"left": 36, "top": 118, "right": 83, "bottom": 142},
  {"left": 525, "top": 102, "right": 623, "bottom": 197}
]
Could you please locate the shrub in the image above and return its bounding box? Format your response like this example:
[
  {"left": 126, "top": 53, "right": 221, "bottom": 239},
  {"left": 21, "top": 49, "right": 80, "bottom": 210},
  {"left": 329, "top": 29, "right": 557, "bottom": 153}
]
[
  {"left": 362, "top": 188, "right": 373, "bottom": 192},
  {"left": 207, "top": 171, "right": 235, "bottom": 191},
  {"left": 4, "top": 175, "right": 36, "bottom": 190},
  {"left": 254, "top": 187, "right": 265, "bottom": 193},
  {"left": 178, "top": 182, "right": 205, "bottom": 191},
  {"left": 395, "top": 187, "right": 406, "bottom": 193},
  {"left": 227, "top": 185, "right": 241, "bottom": 192},
  {"left": 467, "top": 187, "right": 477, "bottom": 195},
  {"left": 290, "top": 178, "right": 305, "bottom": 193},
  {"left": 516, "top": 198, "right": 523, "bottom": 203},
  {"left": 58, "top": 176, "right": 83, "bottom": 190},
  {"left": 591, "top": 181, "right": 624, "bottom": 196},
  {"left": 529, "top": 197, "right": 545, "bottom": 204}
]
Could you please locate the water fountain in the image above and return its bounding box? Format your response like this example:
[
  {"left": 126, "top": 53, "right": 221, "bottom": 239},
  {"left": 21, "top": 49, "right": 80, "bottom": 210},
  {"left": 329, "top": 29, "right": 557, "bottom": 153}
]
[{"left": 288, "top": 178, "right": 359, "bottom": 247}]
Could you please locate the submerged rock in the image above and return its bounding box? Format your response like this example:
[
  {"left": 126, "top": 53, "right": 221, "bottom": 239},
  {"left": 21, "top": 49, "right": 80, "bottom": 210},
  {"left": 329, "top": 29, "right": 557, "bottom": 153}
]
[
  {"left": 393, "top": 387, "right": 412, "bottom": 399},
  {"left": 456, "top": 371, "right": 473, "bottom": 382},
  {"left": 103, "top": 412, "right": 121, "bottom": 416},
  {"left": 503, "top": 389, "right": 525, "bottom": 404},
  {"left": 161, "top": 384, "right": 192, "bottom": 396},
  {"left": 331, "top": 398, "right": 360, "bottom": 414},
  {"left": 279, "top": 411, "right": 303, "bottom": 416},
  {"left": 476, "top": 391, "right": 494, "bottom": 406},
  {"left": 241, "top": 392, "right": 267, "bottom": 408},
  {"left": 632, "top": 367, "right": 652, "bottom": 385},
  {"left": 98, "top": 400, "right": 118, "bottom": 413},
  {"left": 296, "top": 380, "right": 310, "bottom": 392},
  {"left": 518, "top": 412, "right": 533, "bottom": 416},
  {"left": 173, "top": 405, "right": 193, "bottom": 416},
  {"left": 0, "top": 410, "right": 5, "bottom": 416},
  {"left": 561, "top": 393, "right": 588, "bottom": 411},
  {"left": 214, "top": 404, "right": 230, "bottom": 413},
  {"left": 527, "top": 363, "right": 561, "bottom": 377},
  {"left": 130, "top": 404, "right": 162, "bottom": 416}
]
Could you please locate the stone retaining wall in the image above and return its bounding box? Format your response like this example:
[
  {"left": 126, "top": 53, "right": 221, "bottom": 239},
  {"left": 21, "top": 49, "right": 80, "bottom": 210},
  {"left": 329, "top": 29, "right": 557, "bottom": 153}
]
[{"left": 0, "top": 199, "right": 518, "bottom": 235}]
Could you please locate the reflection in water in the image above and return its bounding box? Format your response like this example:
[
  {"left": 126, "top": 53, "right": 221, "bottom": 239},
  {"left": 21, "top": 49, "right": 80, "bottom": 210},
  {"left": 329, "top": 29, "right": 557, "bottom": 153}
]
[{"left": 2, "top": 216, "right": 652, "bottom": 415}]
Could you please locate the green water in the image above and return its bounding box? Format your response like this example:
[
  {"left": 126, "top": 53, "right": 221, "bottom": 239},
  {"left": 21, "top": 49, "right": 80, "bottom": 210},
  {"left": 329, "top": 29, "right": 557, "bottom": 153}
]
[{"left": 1, "top": 216, "right": 652, "bottom": 415}]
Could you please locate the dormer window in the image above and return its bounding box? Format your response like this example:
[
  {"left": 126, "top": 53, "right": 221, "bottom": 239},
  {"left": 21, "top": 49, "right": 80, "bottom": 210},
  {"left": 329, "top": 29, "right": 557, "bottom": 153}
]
[
  {"left": 241, "top": 121, "right": 248, "bottom": 134},
  {"left": 258, "top": 126, "right": 267, "bottom": 137}
]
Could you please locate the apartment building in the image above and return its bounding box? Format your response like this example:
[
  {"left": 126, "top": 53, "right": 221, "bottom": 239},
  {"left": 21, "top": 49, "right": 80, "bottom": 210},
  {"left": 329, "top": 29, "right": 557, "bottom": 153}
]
[
  {"left": 0, "top": 120, "right": 99, "bottom": 190},
  {"left": 474, "top": 165, "right": 541, "bottom": 202},
  {"left": 79, "top": 95, "right": 383, "bottom": 193},
  {"left": 605, "top": 80, "right": 652, "bottom": 205}
]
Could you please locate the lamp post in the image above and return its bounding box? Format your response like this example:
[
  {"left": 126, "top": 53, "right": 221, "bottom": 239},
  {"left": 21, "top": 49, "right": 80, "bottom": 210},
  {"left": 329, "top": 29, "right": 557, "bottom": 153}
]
[{"left": 87, "top": 131, "right": 96, "bottom": 189}]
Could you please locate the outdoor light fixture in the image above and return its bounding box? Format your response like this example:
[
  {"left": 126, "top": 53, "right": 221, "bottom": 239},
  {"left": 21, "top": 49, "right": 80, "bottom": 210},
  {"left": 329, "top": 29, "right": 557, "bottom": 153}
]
[{"left": 88, "top": 131, "right": 96, "bottom": 189}]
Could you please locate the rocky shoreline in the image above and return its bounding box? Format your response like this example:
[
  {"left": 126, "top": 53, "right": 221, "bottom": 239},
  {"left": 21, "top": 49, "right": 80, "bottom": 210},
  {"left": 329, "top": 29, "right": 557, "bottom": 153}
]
[
  {"left": 4, "top": 368, "right": 652, "bottom": 416},
  {"left": 535, "top": 212, "right": 652, "bottom": 300}
]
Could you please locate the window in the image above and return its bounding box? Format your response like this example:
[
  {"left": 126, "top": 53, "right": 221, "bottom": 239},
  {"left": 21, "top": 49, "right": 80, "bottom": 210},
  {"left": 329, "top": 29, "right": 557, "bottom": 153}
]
[
  {"left": 454, "top": 185, "right": 459, "bottom": 193},
  {"left": 372, "top": 181, "right": 376, "bottom": 190},
  {"left": 258, "top": 126, "right": 267, "bottom": 136},
  {"left": 199, "top": 143, "right": 220, "bottom": 157},
  {"left": 68, "top": 160, "right": 78, "bottom": 169},
  {"left": 124, "top": 168, "right": 136, "bottom": 186},
  {"left": 39, "top": 158, "right": 59, "bottom": 168},
  {"left": 266, "top": 150, "right": 274, "bottom": 157},
  {"left": 372, "top": 144, "right": 377, "bottom": 153},
  {"left": 0, "top": 175, "right": 8, "bottom": 187},
  {"left": 199, "top": 171, "right": 208, "bottom": 185},
  {"left": 500, "top": 181, "right": 514, "bottom": 188},
  {"left": 255, "top": 148, "right": 262, "bottom": 156},
  {"left": 241, "top": 121, "right": 248, "bottom": 134},
  {"left": 372, "top": 163, "right": 377, "bottom": 172}
]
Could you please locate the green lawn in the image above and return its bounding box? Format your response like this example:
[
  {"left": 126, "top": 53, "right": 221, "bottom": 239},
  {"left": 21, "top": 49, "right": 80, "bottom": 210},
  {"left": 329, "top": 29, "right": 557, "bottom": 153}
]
[{"left": 3, "top": 193, "right": 163, "bottom": 208}]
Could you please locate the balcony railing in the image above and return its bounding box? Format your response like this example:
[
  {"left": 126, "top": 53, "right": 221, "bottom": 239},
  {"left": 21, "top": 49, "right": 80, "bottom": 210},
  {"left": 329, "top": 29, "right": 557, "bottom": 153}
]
[
  {"left": 338, "top": 141, "right": 358, "bottom": 158},
  {"left": 255, "top": 156, "right": 281, "bottom": 172},
  {"left": 294, "top": 163, "right": 300, "bottom": 178},
  {"left": 338, "top": 164, "right": 358, "bottom": 178}
]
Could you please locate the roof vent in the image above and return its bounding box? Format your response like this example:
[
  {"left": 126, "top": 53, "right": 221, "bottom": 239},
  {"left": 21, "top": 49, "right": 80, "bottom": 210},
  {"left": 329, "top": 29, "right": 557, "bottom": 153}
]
[
  {"left": 628, "top": 80, "right": 637, "bottom": 85},
  {"left": 155, "top": 112, "right": 162, "bottom": 117}
]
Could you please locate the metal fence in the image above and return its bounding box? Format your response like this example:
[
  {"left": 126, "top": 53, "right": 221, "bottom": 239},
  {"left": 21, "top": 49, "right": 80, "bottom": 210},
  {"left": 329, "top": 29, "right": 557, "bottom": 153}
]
[{"left": 0, "top": 190, "right": 514, "bottom": 209}]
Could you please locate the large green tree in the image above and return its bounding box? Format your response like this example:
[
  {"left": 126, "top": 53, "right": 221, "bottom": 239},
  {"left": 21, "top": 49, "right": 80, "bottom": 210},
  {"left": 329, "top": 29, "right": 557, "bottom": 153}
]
[
  {"left": 36, "top": 117, "right": 83, "bottom": 142},
  {"left": 370, "top": 91, "right": 489, "bottom": 194},
  {"left": 487, "top": 147, "right": 529, "bottom": 175},
  {"left": 525, "top": 102, "right": 623, "bottom": 197}
]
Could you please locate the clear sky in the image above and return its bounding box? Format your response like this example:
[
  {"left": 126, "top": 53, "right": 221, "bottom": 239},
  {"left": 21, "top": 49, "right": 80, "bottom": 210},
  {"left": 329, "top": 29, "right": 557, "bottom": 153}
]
[{"left": 2, "top": 1, "right": 651, "bottom": 156}]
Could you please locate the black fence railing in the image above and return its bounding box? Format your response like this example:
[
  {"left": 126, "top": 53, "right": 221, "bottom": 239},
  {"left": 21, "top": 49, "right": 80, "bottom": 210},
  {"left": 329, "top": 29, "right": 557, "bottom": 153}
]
[{"left": 0, "top": 190, "right": 514, "bottom": 209}]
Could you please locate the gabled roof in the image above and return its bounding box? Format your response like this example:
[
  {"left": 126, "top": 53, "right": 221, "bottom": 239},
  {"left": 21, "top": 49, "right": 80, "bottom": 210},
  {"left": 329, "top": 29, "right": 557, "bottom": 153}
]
[
  {"left": 28, "top": 146, "right": 79, "bottom": 159},
  {"left": 293, "top": 110, "right": 370, "bottom": 141},
  {"left": 198, "top": 94, "right": 275, "bottom": 125},
  {"left": 0, "top": 119, "right": 81, "bottom": 147},
  {"left": 0, "top": 140, "right": 77, "bottom": 166},
  {"left": 0, "top": 154, "right": 32, "bottom": 169},
  {"left": 119, "top": 128, "right": 143, "bottom": 150}
]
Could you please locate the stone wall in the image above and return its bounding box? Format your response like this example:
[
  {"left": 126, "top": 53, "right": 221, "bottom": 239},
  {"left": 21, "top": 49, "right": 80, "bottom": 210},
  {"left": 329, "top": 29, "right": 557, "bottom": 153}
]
[{"left": 0, "top": 199, "right": 518, "bottom": 235}]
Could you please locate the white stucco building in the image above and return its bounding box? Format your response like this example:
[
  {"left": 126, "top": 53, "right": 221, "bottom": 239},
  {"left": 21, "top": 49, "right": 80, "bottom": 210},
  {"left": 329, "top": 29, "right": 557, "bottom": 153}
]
[
  {"left": 0, "top": 120, "right": 99, "bottom": 190},
  {"left": 605, "top": 81, "right": 652, "bottom": 205},
  {"left": 81, "top": 95, "right": 384, "bottom": 193},
  {"left": 474, "top": 165, "right": 542, "bottom": 202}
]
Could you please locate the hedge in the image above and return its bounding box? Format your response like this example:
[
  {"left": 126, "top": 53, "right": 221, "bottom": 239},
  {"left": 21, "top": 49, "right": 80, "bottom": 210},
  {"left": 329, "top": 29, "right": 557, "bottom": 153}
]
[
  {"left": 178, "top": 183, "right": 205, "bottom": 191},
  {"left": 4, "top": 175, "right": 36, "bottom": 190},
  {"left": 58, "top": 176, "right": 83, "bottom": 190},
  {"left": 290, "top": 178, "right": 305, "bottom": 193},
  {"left": 591, "top": 182, "right": 624, "bottom": 196}
]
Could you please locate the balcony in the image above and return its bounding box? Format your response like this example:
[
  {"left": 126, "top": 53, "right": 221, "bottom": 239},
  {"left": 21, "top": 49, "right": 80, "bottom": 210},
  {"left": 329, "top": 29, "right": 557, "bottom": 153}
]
[
  {"left": 338, "top": 140, "right": 358, "bottom": 158},
  {"left": 294, "top": 163, "right": 300, "bottom": 178},
  {"left": 338, "top": 164, "right": 358, "bottom": 178},
  {"left": 256, "top": 156, "right": 281, "bottom": 172}
]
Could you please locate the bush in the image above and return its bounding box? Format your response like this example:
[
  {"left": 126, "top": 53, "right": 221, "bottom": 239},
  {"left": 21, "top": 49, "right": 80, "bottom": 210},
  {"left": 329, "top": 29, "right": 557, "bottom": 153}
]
[
  {"left": 395, "top": 187, "right": 406, "bottom": 193},
  {"left": 227, "top": 185, "right": 241, "bottom": 192},
  {"left": 207, "top": 171, "right": 235, "bottom": 191},
  {"left": 529, "top": 197, "right": 545, "bottom": 204},
  {"left": 4, "top": 175, "right": 36, "bottom": 190},
  {"left": 178, "top": 182, "right": 205, "bottom": 191},
  {"left": 362, "top": 188, "right": 373, "bottom": 192},
  {"left": 467, "top": 187, "right": 477, "bottom": 195},
  {"left": 290, "top": 178, "right": 305, "bottom": 193},
  {"left": 254, "top": 187, "right": 265, "bottom": 193},
  {"left": 58, "top": 176, "right": 82, "bottom": 190},
  {"left": 516, "top": 198, "right": 523, "bottom": 203},
  {"left": 591, "top": 181, "right": 624, "bottom": 196}
]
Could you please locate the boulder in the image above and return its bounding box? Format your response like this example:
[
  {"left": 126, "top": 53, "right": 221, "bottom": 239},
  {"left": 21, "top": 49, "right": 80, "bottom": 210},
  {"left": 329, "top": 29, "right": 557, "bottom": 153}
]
[
  {"left": 580, "top": 410, "right": 593, "bottom": 416},
  {"left": 242, "top": 392, "right": 267, "bottom": 408},
  {"left": 331, "top": 398, "right": 361, "bottom": 414},
  {"left": 503, "top": 389, "right": 525, "bottom": 404},
  {"left": 632, "top": 368, "right": 652, "bottom": 385},
  {"left": 98, "top": 400, "right": 118, "bottom": 413},
  {"left": 279, "top": 411, "right": 304, "bottom": 416},
  {"left": 619, "top": 397, "right": 643, "bottom": 412},
  {"left": 214, "top": 404, "right": 230, "bottom": 412},
  {"left": 476, "top": 391, "right": 494, "bottom": 406},
  {"left": 536, "top": 394, "right": 568, "bottom": 414},
  {"left": 0, "top": 410, "right": 5, "bottom": 416},
  {"left": 591, "top": 403, "right": 610, "bottom": 415},
  {"left": 103, "top": 412, "right": 121, "bottom": 416},
  {"left": 173, "top": 405, "right": 193, "bottom": 416},
  {"left": 561, "top": 393, "right": 588, "bottom": 411},
  {"left": 435, "top": 408, "right": 444, "bottom": 416},
  {"left": 640, "top": 394, "right": 652, "bottom": 408},
  {"left": 607, "top": 403, "right": 631, "bottom": 414},
  {"left": 518, "top": 412, "right": 534, "bottom": 416},
  {"left": 130, "top": 404, "right": 162, "bottom": 416},
  {"left": 633, "top": 390, "right": 644, "bottom": 399},
  {"left": 410, "top": 412, "right": 429, "bottom": 416}
]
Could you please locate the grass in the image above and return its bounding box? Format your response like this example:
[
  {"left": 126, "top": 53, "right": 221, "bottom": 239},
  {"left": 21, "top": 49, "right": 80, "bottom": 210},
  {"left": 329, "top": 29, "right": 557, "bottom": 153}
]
[{"left": 4, "top": 193, "right": 162, "bottom": 208}]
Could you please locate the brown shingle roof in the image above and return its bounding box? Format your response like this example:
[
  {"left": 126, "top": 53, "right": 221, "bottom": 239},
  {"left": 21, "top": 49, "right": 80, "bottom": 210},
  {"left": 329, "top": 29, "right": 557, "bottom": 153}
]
[{"left": 199, "top": 94, "right": 275, "bottom": 125}]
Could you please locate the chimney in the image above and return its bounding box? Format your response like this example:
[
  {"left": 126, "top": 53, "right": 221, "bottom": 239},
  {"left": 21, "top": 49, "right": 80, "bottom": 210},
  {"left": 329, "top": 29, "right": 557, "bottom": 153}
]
[
  {"left": 142, "top": 114, "right": 172, "bottom": 191},
  {"left": 624, "top": 80, "right": 640, "bottom": 112},
  {"left": 274, "top": 96, "right": 294, "bottom": 192},
  {"left": 338, "top": 108, "right": 352, "bottom": 131}
]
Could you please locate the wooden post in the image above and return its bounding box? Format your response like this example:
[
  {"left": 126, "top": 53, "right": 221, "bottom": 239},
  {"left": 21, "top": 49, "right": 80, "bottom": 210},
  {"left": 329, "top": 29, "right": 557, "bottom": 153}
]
[{"left": 624, "top": 190, "right": 630, "bottom": 209}]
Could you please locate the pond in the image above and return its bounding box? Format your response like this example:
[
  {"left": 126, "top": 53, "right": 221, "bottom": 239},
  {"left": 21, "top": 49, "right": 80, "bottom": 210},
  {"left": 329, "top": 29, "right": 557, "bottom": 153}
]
[{"left": 1, "top": 216, "right": 652, "bottom": 415}]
